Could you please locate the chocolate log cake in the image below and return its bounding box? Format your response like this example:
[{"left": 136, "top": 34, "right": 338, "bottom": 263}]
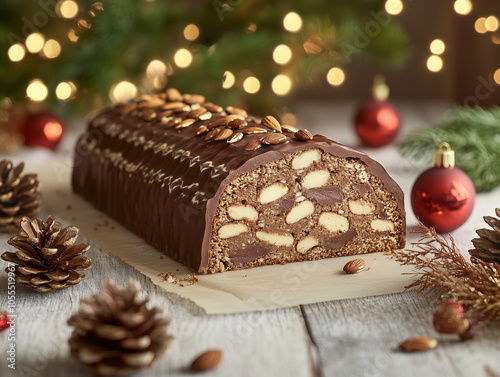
[{"left": 72, "top": 88, "right": 405, "bottom": 274}]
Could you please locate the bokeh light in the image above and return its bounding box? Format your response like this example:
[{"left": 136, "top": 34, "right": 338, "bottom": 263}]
[
  {"left": 485, "top": 16, "right": 499, "bottom": 32},
  {"left": 68, "top": 29, "right": 79, "bottom": 42},
  {"left": 454, "top": 0, "right": 472, "bottom": 15},
  {"left": 385, "top": 0, "right": 403, "bottom": 15},
  {"left": 243, "top": 76, "right": 261, "bottom": 94},
  {"left": 146, "top": 59, "right": 167, "bottom": 77},
  {"left": 283, "top": 12, "right": 303, "bottom": 32},
  {"left": 57, "top": 0, "right": 79, "bottom": 19},
  {"left": 271, "top": 74, "right": 292, "bottom": 96},
  {"left": 174, "top": 48, "right": 193, "bottom": 68},
  {"left": 26, "top": 79, "right": 49, "bottom": 102},
  {"left": 326, "top": 67, "right": 345, "bottom": 86},
  {"left": 42, "top": 39, "right": 62, "bottom": 59},
  {"left": 430, "top": 39, "right": 445, "bottom": 55},
  {"left": 494, "top": 69, "right": 500, "bottom": 85},
  {"left": 273, "top": 44, "right": 293, "bottom": 65},
  {"left": 25, "top": 33, "right": 45, "bottom": 53},
  {"left": 56, "top": 82, "right": 77, "bottom": 101},
  {"left": 183, "top": 24, "right": 200, "bottom": 41},
  {"left": 475, "top": 18, "right": 487, "bottom": 34},
  {"left": 222, "top": 71, "right": 235, "bottom": 89},
  {"left": 427, "top": 55, "right": 443, "bottom": 72},
  {"left": 109, "top": 81, "right": 138, "bottom": 103},
  {"left": 8, "top": 44, "right": 25, "bottom": 62}
]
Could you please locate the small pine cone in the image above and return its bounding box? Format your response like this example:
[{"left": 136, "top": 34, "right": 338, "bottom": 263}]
[
  {"left": 68, "top": 280, "right": 174, "bottom": 376},
  {"left": 469, "top": 208, "right": 500, "bottom": 265},
  {"left": 0, "top": 160, "right": 41, "bottom": 232},
  {"left": 1, "top": 216, "right": 92, "bottom": 292}
]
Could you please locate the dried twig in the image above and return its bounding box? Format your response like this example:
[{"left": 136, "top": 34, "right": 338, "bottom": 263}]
[{"left": 394, "top": 222, "right": 500, "bottom": 322}]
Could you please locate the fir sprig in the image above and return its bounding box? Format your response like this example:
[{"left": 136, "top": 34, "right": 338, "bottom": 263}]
[{"left": 398, "top": 106, "right": 500, "bottom": 192}]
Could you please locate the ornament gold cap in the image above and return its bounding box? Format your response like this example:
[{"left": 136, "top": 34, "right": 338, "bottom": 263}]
[
  {"left": 434, "top": 142, "right": 455, "bottom": 168},
  {"left": 372, "top": 75, "right": 390, "bottom": 101}
]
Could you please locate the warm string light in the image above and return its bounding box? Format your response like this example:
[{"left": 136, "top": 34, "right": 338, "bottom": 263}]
[
  {"left": 273, "top": 44, "right": 292, "bottom": 65},
  {"left": 427, "top": 55, "right": 443, "bottom": 72},
  {"left": 183, "top": 24, "right": 200, "bottom": 41},
  {"left": 109, "top": 81, "right": 138, "bottom": 103},
  {"left": 56, "top": 0, "right": 79, "bottom": 19},
  {"left": 494, "top": 69, "right": 500, "bottom": 85},
  {"left": 26, "top": 79, "right": 49, "bottom": 102},
  {"left": 385, "top": 0, "right": 403, "bottom": 16},
  {"left": 56, "top": 81, "right": 77, "bottom": 101},
  {"left": 222, "top": 71, "right": 235, "bottom": 89},
  {"left": 485, "top": 16, "right": 499, "bottom": 32},
  {"left": 475, "top": 18, "right": 487, "bottom": 34},
  {"left": 303, "top": 35, "right": 324, "bottom": 55},
  {"left": 271, "top": 74, "right": 292, "bottom": 96},
  {"left": 430, "top": 39, "right": 445, "bottom": 55},
  {"left": 326, "top": 67, "right": 345, "bottom": 86},
  {"left": 42, "top": 39, "right": 62, "bottom": 59},
  {"left": 453, "top": 0, "right": 472, "bottom": 15},
  {"left": 243, "top": 76, "right": 260, "bottom": 94},
  {"left": 283, "top": 12, "right": 302, "bottom": 32},
  {"left": 25, "top": 33, "right": 45, "bottom": 53},
  {"left": 8, "top": 44, "right": 26, "bottom": 62},
  {"left": 174, "top": 48, "right": 193, "bottom": 68}
]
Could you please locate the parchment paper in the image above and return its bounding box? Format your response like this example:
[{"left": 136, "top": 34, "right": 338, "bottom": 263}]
[{"left": 36, "top": 163, "right": 417, "bottom": 314}]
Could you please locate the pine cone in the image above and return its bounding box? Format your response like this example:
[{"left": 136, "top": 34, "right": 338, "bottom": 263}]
[
  {"left": 1, "top": 216, "right": 92, "bottom": 292},
  {"left": 469, "top": 208, "right": 500, "bottom": 265},
  {"left": 68, "top": 280, "right": 174, "bottom": 376},
  {"left": 0, "top": 160, "right": 41, "bottom": 232}
]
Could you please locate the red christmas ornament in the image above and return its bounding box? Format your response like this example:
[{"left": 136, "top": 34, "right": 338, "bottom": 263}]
[
  {"left": 354, "top": 75, "right": 401, "bottom": 147},
  {"left": 411, "top": 143, "right": 475, "bottom": 233},
  {"left": 22, "top": 111, "right": 63, "bottom": 150},
  {"left": 433, "top": 299, "right": 469, "bottom": 335},
  {"left": 0, "top": 310, "right": 11, "bottom": 332}
]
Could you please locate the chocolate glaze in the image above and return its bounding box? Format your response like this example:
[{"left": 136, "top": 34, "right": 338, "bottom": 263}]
[
  {"left": 72, "top": 93, "right": 406, "bottom": 273},
  {"left": 305, "top": 186, "right": 343, "bottom": 206}
]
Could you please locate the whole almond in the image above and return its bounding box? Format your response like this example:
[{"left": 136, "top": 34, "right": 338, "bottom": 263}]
[
  {"left": 207, "top": 117, "right": 229, "bottom": 129},
  {"left": 196, "top": 125, "right": 208, "bottom": 136},
  {"left": 140, "top": 109, "right": 157, "bottom": 121},
  {"left": 204, "top": 102, "right": 224, "bottom": 113},
  {"left": 187, "top": 107, "right": 207, "bottom": 118},
  {"left": 205, "top": 129, "right": 219, "bottom": 141},
  {"left": 183, "top": 93, "right": 206, "bottom": 105},
  {"left": 343, "top": 259, "right": 365, "bottom": 274},
  {"left": 163, "top": 101, "right": 186, "bottom": 110},
  {"left": 282, "top": 124, "right": 299, "bottom": 133},
  {"left": 241, "top": 126, "right": 267, "bottom": 134},
  {"left": 227, "top": 132, "right": 244, "bottom": 144},
  {"left": 295, "top": 129, "right": 313, "bottom": 141},
  {"left": 228, "top": 118, "right": 248, "bottom": 129},
  {"left": 262, "top": 133, "right": 287, "bottom": 145},
  {"left": 190, "top": 349, "right": 223, "bottom": 371},
  {"left": 226, "top": 106, "right": 248, "bottom": 117},
  {"left": 165, "top": 117, "right": 183, "bottom": 129},
  {"left": 175, "top": 118, "right": 196, "bottom": 129},
  {"left": 137, "top": 98, "right": 165, "bottom": 108},
  {"left": 244, "top": 139, "right": 262, "bottom": 151},
  {"left": 261, "top": 115, "right": 282, "bottom": 133},
  {"left": 166, "top": 88, "right": 182, "bottom": 102},
  {"left": 214, "top": 128, "right": 233, "bottom": 141},
  {"left": 399, "top": 337, "right": 438, "bottom": 352}
]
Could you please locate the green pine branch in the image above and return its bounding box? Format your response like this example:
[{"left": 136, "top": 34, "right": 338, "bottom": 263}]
[{"left": 398, "top": 106, "right": 500, "bottom": 192}]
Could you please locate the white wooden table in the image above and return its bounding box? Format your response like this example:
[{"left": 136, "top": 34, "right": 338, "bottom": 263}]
[{"left": 1, "top": 101, "right": 500, "bottom": 377}]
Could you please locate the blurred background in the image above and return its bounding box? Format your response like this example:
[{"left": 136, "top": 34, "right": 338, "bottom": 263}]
[{"left": 2, "top": 0, "right": 500, "bottom": 114}]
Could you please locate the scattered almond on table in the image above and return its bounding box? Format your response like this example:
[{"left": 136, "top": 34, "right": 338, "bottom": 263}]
[
  {"left": 190, "top": 349, "right": 223, "bottom": 371},
  {"left": 343, "top": 258, "right": 365, "bottom": 274},
  {"left": 399, "top": 336, "right": 438, "bottom": 352}
]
